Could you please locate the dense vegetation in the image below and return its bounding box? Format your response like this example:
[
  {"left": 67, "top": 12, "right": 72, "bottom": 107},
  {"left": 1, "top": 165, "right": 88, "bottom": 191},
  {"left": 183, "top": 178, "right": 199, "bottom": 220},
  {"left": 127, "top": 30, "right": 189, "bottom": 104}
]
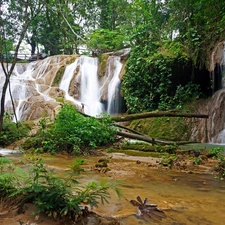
[{"left": 22, "top": 104, "right": 116, "bottom": 154}]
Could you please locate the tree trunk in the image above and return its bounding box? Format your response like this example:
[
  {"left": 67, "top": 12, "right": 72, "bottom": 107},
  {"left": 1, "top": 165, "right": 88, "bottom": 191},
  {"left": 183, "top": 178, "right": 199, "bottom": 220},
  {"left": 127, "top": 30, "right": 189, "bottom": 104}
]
[
  {"left": 116, "top": 131, "right": 197, "bottom": 145},
  {"left": 111, "top": 111, "right": 209, "bottom": 122},
  {"left": 0, "top": 75, "right": 9, "bottom": 135}
]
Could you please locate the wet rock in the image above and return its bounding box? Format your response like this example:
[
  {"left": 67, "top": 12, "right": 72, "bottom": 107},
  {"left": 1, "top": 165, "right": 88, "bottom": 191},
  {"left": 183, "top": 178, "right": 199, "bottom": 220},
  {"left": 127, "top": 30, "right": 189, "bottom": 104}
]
[
  {"left": 95, "top": 161, "right": 108, "bottom": 168},
  {"left": 98, "top": 158, "right": 110, "bottom": 163}
]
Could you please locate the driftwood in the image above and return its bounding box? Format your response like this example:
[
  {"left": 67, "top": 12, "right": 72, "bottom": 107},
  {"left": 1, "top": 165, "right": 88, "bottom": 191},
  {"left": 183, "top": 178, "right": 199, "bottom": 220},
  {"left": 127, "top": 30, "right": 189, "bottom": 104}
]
[
  {"left": 111, "top": 111, "right": 209, "bottom": 122},
  {"left": 77, "top": 109, "right": 207, "bottom": 145},
  {"left": 116, "top": 131, "right": 198, "bottom": 145}
]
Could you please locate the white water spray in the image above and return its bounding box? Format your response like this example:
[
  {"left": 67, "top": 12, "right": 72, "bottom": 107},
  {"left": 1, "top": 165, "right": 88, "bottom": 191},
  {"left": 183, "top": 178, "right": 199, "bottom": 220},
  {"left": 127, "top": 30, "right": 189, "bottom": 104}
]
[
  {"left": 78, "top": 56, "right": 104, "bottom": 116},
  {"left": 107, "top": 57, "right": 123, "bottom": 114},
  {"left": 59, "top": 59, "right": 80, "bottom": 106}
]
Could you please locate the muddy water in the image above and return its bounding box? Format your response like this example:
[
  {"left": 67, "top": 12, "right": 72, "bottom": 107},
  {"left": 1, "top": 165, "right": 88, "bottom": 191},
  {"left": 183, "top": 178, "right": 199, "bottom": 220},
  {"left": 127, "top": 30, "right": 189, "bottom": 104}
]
[{"left": 5, "top": 150, "right": 225, "bottom": 225}]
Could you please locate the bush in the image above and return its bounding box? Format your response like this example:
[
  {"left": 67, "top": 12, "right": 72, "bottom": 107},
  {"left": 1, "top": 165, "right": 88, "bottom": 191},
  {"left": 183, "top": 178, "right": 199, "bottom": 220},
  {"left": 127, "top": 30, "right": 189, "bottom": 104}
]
[
  {"left": 0, "top": 118, "right": 29, "bottom": 147},
  {"left": 22, "top": 105, "right": 117, "bottom": 154},
  {"left": 122, "top": 37, "right": 203, "bottom": 113}
]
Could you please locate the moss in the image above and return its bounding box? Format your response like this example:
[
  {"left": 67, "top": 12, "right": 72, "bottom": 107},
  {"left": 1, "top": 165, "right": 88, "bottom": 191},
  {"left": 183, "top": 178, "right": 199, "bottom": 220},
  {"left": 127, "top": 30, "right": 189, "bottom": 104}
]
[
  {"left": 98, "top": 54, "right": 109, "bottom": 78},
  {"left": 23, "top": 120, "right": 35, "bottom": 130},
  {"left": 120, "top": 143, "right": 155, "bottom": 152},
  {"left": 52, "top": 66, "right": 66, "bottom": 87},
  {"left": 21, "top": 136, "right": 43, "bottom": 150},
  {"left": 56, "top": 97, "right": 65, "bottom": 104},
  {"left": 130, "top": 117, "right": 191, "bottom": 141}
]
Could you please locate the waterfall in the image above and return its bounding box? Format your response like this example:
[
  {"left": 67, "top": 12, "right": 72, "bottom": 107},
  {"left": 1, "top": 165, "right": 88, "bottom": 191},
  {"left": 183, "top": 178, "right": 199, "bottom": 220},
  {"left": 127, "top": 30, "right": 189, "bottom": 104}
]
[
  {"left": 0, "top": 57, "right": 64, "bottom": 121},
  {"left": 0, "top": 54, "right": 125, "bottom": 121},
  {"left": 1, "top": 63, "right": 35, "bottom": 121},
  {"left": 78, "top": 56, "right": 104, "bottom": 116},
  {"left": 59, "top": 59, "right": 80, "bottom": 107},
  {"left": 107, "top": 56, "right": 123, "bottom": 114}
]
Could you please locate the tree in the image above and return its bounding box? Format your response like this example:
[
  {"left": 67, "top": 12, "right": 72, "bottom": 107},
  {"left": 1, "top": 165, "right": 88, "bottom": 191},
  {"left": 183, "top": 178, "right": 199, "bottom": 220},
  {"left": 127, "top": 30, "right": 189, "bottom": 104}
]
[
  {"left": 167, "top": 0, "right": 225, "bottom": 68},
  {"left": 0, "top": 0, "right": 46, "bottom": 133}
]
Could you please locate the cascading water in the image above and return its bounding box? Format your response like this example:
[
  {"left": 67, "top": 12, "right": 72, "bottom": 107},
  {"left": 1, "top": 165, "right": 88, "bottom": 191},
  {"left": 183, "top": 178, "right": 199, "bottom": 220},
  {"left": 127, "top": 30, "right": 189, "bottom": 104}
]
[
  {"left": 59, "top": 59, "right": 80, "bottom": 107},
  {"left": 106, "top": 56, "right": 123, "bottom": 114},
  {"left": 0, "top": 58, "right": 62, "bottom": 121},
  {"left": 0, "top": 53, "right": 126, "bottom": 121},
  {"left": 78, "top": 56, "right": 104, "bottom": 116},
  {"left": 2, "top": 63, "right": 35, "bottom": 121}
]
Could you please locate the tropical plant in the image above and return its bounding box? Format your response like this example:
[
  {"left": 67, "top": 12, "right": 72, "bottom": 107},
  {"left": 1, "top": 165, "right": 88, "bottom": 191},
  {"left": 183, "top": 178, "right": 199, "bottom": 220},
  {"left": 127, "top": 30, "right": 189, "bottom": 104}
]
[
  {"left": 209, "top": 147, "right": 225, "bottom": 160},
  {"left": 22, "top": 104, "right": 116, "bottom": 154}
]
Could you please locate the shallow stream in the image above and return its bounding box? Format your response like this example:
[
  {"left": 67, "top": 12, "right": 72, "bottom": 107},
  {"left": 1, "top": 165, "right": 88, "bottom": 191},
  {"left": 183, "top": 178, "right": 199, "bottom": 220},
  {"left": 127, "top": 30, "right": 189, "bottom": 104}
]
[{"left": 2, "top": 149, "right": 225, "bottom": 225}]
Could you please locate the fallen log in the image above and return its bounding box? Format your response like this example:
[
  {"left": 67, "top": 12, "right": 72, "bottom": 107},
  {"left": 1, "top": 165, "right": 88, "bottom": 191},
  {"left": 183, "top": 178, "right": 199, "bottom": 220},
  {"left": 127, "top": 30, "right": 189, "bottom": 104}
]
[
  {"left": 116, "top": 131, "right": 198, "bottom": 145},
  {"left": 111, "top": 111, "right": 209, "bottom": 122}
]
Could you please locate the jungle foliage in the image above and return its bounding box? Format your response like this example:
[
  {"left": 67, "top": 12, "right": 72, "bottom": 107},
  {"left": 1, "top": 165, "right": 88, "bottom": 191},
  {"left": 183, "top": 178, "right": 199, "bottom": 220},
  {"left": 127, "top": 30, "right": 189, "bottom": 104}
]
[{"left": 22, "top": 104, "right": 116, "bottom": 154}]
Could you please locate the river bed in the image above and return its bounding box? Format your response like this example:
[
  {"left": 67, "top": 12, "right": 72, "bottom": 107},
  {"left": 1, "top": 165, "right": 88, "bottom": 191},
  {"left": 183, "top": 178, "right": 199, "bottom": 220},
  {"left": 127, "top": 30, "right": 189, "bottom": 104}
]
[{"left": 1, "top": 148, "right": 225, "bottom": 225}]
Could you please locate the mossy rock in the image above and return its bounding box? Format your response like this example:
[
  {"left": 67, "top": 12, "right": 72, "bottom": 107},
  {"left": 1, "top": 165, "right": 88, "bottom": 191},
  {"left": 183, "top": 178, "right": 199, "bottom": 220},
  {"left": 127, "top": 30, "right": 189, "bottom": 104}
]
[
  {"left": 52, "top": 65, "right": 66, "bottom": 86},
  {"left": 56, "top": 97, "right": 65, "bottom": 104},
  {"left": 130, "top": 117, "right": 191, "bottom": 141},
  {"left": 23, "top": 120, "right": 35, "bottom": 130},
  {"left": 21, "top": 136, "right": 43, "bottom": 150},
  {"left": 98, "top": 54, "right": 109, "bottom": 78}
]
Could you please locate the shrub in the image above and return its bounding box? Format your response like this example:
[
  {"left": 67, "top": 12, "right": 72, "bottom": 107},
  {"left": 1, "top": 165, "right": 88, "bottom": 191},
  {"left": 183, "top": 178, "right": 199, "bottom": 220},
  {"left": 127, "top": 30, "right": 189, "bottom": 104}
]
[
  {"left": 22, "top": 105, "right": 117, "bottom": 154},
  {"left": 0, "top": 118, "right": 29, "bottom": 147}
]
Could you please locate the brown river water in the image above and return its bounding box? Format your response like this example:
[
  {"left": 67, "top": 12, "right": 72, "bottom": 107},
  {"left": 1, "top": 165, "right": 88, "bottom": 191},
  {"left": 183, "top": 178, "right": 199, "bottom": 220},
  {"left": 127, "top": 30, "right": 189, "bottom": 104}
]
[{"left": 2, "top": 150, "right": 225, "bottom": 225}]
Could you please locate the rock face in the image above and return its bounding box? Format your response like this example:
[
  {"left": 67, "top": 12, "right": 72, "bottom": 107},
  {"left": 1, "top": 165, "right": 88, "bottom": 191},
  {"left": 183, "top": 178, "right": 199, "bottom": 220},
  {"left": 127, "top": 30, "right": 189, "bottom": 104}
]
[{"left": 189, "top": 41, "right": 225, "bottom": 143}]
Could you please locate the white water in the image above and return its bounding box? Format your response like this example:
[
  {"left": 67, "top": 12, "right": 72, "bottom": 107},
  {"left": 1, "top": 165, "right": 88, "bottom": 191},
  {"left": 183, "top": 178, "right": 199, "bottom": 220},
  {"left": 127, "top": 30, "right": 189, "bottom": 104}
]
[
  {"left": 0, "top": 55, "right": 123, "bottom": 120},
  {"left": 0, "top": 60, "right": 58, "bottom": 121},
  {"left": 59, "top": 59, "right": 81, "bottom": 107},
  {"left": 2, "top": 63, "right": 35, "bottom": 121},
  {"left": 78, "top": 56, "right": 104, "bottom": 116},
  {"left": 107, "top": 56, "right": 123, "bottom": 114}
]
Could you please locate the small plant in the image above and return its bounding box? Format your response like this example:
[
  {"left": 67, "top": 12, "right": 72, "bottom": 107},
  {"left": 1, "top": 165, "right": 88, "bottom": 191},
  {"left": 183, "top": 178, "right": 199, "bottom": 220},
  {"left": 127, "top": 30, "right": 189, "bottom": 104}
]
[
  {"left": 214, "top": 159, "right": 225, "bottom": 180},
  {"left": 193, "top": 157, "right": 202, "bottom": 165},
  {"left": 161, "top": 155, "right": 179, "bottom": 168},
  {"left": 38, "top": 117, "right": 50, "bottom": 134},
  {"left": 0, "top": 120, "right": 29, "bottom": 147},
  {"left": 106, "top": 147, "right": 113, "bottom": 153},
  {"left": 69, "top": 158, "right": 86, "bottom": 174},
  {"left": 209, "top": 147, "right": 224, "bottom": 160}
]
